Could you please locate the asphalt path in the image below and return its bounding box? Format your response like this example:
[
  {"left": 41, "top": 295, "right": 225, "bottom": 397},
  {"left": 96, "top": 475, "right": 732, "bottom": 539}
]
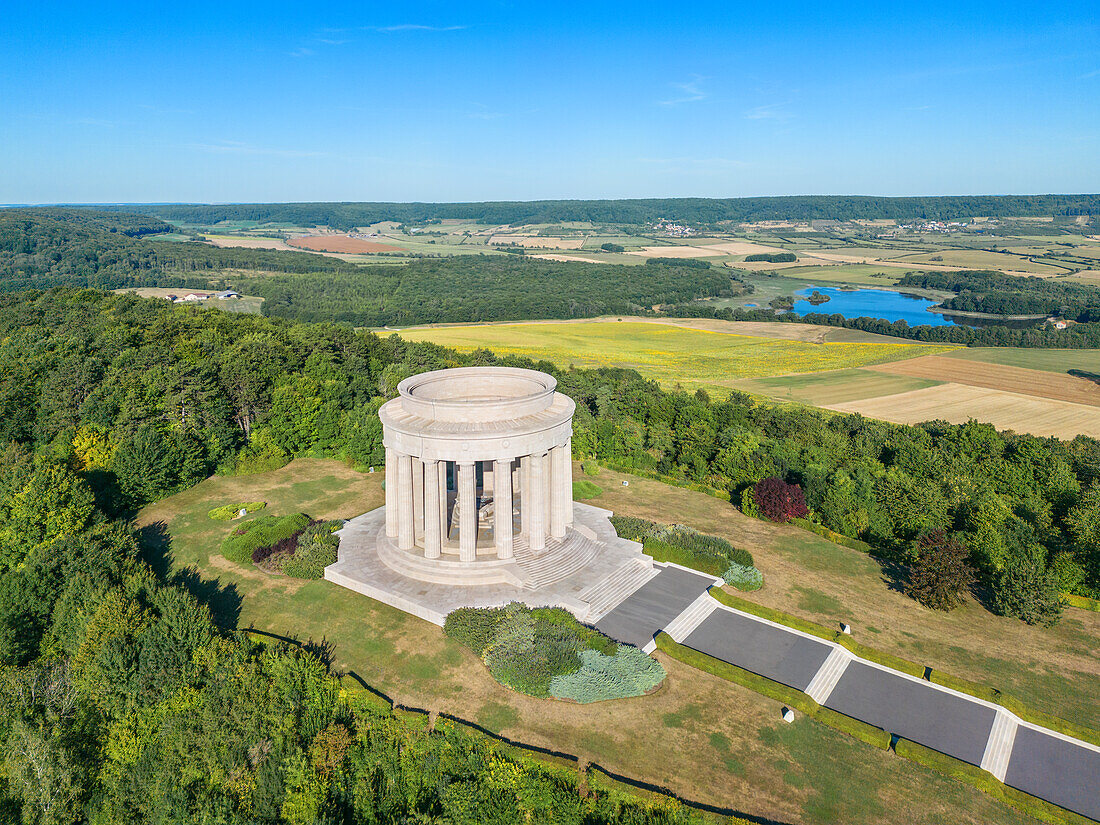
[
  {"left": 595, "top": 566, "right": 714, "bottom": 648},
  {"left": 1004, "top": 726, "right": 1100, "bottom": 821}
]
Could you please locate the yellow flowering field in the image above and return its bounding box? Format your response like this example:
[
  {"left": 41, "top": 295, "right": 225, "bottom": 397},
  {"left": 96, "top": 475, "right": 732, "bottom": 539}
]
[{"left": 397, "top": 321, "right": 958, "bottom": 394}]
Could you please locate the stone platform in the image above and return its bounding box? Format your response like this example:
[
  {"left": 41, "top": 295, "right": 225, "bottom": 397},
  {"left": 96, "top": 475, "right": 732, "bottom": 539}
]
[{"left": 325, "top": 502, "right": 655, "bottom": 625}]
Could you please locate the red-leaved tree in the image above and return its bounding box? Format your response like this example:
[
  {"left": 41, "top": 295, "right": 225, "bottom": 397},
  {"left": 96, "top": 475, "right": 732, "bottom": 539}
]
[{"left": 753, "top": 477, "right": 809, "bottom": 523}]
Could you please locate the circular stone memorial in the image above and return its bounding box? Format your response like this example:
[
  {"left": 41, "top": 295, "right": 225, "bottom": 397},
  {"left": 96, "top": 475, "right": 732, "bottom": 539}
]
[{"left": 325, "top": 366, "right": 654, "bottom": 624}]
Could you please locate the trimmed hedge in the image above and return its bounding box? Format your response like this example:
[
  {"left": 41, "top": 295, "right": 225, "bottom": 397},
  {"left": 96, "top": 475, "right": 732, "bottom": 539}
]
[
  {"left": 894, "top": 738, "right": 1092, "bottom": 825},
  {"left": 655, "top": 633, "right": 891, "bottom": 750},
  {"left": 711, "top": 590, "right": 1100, "bottom": 743},
  {"left": 644, "top": 539, "right": 729, "bottom": 578},
  {"left": 220, "top": 513, "right": 311, "bottom": 565},
  {"left": 208, "top": 500, "right": 266, "bottom": 521},
  {"left": 928, "top": 670, "right": 1100, "bottom": 749}
]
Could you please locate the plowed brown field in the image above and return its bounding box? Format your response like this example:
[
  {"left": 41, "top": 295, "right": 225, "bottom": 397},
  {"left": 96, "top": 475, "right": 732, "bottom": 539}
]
[
  {"left": 288, "top": 235, "right": 402, "bottom": 253},
  {"left": 868, "top": 355, "right": 1100, "bottom": 406}
]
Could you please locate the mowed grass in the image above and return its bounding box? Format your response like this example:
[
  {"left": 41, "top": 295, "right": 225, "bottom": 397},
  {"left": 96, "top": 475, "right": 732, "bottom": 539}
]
[
  {"left": 752, "top": 263, "right": 906, "bottom": 285},
  {"left": 734, "top": 368, "right": 941, "bottom": 405},
  {"left": 946, "top": 347, "right": 1100, "bottom": 375},
  {"left": 397, "top": 321, "right": 956, "bottom": 394},
  {"left": 135, "top": 459, "right": 1039, "bottom": 825}
]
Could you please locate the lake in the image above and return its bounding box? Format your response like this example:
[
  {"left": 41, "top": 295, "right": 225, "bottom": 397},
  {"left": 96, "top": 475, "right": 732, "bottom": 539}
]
[{"left": 791, "top": 286, "right": 961, "bottom": 327}]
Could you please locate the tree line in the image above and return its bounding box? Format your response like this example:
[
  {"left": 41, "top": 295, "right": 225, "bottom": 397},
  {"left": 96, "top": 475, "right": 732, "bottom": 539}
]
[{"left": 78, "top": 194, "right": 1100, "bottom": 230}]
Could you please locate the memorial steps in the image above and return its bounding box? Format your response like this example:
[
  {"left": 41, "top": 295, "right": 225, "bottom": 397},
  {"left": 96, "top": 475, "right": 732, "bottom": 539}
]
[
  {"left": 512, "top": 529, "right": 602, "bottom": 589},
  {"left": 578, "top": 559, "right": 660, "bottom": 622}
]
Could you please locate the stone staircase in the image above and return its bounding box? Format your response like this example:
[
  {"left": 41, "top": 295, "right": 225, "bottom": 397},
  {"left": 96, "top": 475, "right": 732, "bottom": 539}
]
[
  {"left": 512, "top": 531, "right": 602, "bottom": 589},
  {"left": 804, "top": 645, "right": 853, "bottom": 704},
  {"left": 980, "top": 709, "right": 1020, "bottom": 782},
  {"left": 663, "top": 592, "right": 718, "bottom": 642},
  {"left": 579, "top": 559, "right": 660, "bottom": 622}
]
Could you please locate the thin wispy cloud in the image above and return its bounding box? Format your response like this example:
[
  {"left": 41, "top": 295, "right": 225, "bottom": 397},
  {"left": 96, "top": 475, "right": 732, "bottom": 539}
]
[
  {"left": 364, "top": 24, "right": 467, "bottom": 33},
  {"left": 639, "top": 156, "right": 748, "bottom": 168},
  {"left": 1080, "top": 69, "right": 1100, "bottom": 79},
  {"left": 188, "top": 141, "right": 326, "bottom": 159},
  {"left": 659, "top": 76, "right": 708, "bottom": 105},
  {"left": 288, "top": 47, "right": 314, "bottom": 58},
  {"left": 744, "top": 103, "right": 792, "bottom": 121}
]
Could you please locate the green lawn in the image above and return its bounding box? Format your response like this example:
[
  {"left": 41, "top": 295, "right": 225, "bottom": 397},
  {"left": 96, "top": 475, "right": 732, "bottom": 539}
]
[{"left": 135, "top": 458, "right": 1042, "bottom": 825}]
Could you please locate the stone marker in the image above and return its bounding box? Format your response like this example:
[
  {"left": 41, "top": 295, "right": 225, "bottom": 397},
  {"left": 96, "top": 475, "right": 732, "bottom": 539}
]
[
  {"left": 782, "top": 707, "right": 795, "bottom": 723},
  {"left": 840, "top": 623, "right": 852, "bottom": 635},
  {"left": 622, "top": 480, "right": 629, "bottom": 486},
  {"left": 237, "top": 508, "right": 247, "bottom": 518}
]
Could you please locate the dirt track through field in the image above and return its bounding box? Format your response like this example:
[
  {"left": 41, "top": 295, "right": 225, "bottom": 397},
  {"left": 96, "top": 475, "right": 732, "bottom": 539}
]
[
  {"left": 825, "top": 384, "right": 1100, "bottom": 439},
  {"left": 868, "top": 355, "right": 1100, "bottom": 406}
]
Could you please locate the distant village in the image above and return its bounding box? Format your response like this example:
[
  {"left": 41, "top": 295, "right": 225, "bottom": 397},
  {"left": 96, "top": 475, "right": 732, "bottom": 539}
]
[{"left": 651, "top": 218, "right": 698, "bottom": 237}]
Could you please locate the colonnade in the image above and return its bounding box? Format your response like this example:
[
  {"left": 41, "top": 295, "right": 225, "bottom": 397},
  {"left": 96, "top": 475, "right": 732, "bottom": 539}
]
[{"left": 384, "top": 439, "right": 573, "bottom": 562}]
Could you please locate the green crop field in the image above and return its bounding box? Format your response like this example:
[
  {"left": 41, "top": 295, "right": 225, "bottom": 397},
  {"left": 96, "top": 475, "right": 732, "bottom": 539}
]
[
  {"left": 945, "top": 347, "right": 1100, "bottom": 374},
  {"left": 397, "top": 320, "right": 957, "bottom": 394},
  {"left": 734, "top": 368, "right": 942, "bottom": 406},
  {"left": 756, "top": 263, "right": 907, "bottom": 285}
]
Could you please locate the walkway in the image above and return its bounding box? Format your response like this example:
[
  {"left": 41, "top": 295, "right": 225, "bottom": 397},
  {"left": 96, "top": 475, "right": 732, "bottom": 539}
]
[{"left": 598, "top": 573, "right": 1100, "bottom": 822}]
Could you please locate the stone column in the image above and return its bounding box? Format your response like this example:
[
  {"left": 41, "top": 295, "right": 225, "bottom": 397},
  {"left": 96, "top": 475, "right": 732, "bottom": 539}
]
[
  {"left": 396, "top": 453, "right": 414, "bottom": 551},
  {"left": 458, "top": 461, "right": 477, "bottom": 561},
  {"left": 520, "top": 455, "right": 531, "bottom": 538},
  {"left": 437, "top": 460, "right": 449, "bottom": 542},
  {"left": 549, "top": 444, "right": 566, "bottom": 539},
  {"left": 560, "top": 437, "right": 574, "bottom": 526},
  {"left": 494, "top": 458, "right": 514, "bottom": 559},
  {"left": 423, "top": 459, "right": 441, "bottom": 558},
  {"left": 528, "top": 451, "right": 547, "bottom": 552},
  {"left": 412, "top": 457, "right": 424, "bottom": 542},
  {"left": 385, "top": 447, "right": 397, "bottom": 537}
]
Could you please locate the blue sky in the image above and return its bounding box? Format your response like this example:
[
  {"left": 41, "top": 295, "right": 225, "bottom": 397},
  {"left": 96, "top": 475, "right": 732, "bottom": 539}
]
[{"left": 2, "top": 1, "right": 1098, "bottom": 203}]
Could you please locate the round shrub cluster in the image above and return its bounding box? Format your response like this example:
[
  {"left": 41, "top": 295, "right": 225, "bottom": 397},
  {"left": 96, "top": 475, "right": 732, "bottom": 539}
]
[
  {"left": 281, "top": 520, "right": 343, "bottom": 579},
  {"left": 753, "top": 477, "right": 809, "bottom": 523},
  {"left": 549, "top": 647, "right": 666, "bottom": 703},
  {"left": 723, "top": 561, "right": 763, "bottom": 591},
  {"left": 444, "top": 602, "right": 662, "bottom": 702}
]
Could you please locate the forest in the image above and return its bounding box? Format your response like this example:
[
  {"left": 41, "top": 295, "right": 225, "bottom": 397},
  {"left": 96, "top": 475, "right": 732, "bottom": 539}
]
[
  {"left": 88, "top": 194, "right": 1100, "bottom": 230},
  {"left": 0, "top": 210, "right": 733, "bottom": 324},
  {"left": 1, "top": 288, "right": 1098, "bottom": 819},
  {"left": 896, "top": 270, "right": 1100, "bottom": 319}
]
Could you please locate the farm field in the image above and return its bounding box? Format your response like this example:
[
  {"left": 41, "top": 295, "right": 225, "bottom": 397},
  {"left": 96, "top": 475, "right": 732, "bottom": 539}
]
[
  {"left": 825, "top": 383, "right": 1100, "bottom": 439},
  {"left": 288, "top": 234, "right": 404, "bottom": 254},
  {"left": 133, "top": 458, "right": 1057, "bottom": 825},
  {"left": 889, "top": 249, "right": 1069, "bottom": 274},
  {"left": 396, "top": 320, "right": 955, "bottom": 393},
  {"left": 204, "top": 234, "right": 299, "bottom": 251},
  {"left": 945, "top": 347, "right": 1100, "bottom": 374},
  {"left": 733, "top": 368, "right": 940, "bottom": 406},
  {"left": 869, "top": 354, "right": 1100, "bottom": 406},
  {"left": 487, "top": 234, "right": 587, "bottom": 248}
]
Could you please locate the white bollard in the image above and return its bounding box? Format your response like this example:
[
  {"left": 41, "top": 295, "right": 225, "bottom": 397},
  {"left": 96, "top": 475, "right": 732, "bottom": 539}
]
[
  {"left": 782, "top": 707, "right": 795, "bottom": 723},
  {"left": 840, "top": 624, "right": 852, "bottom": 635}
]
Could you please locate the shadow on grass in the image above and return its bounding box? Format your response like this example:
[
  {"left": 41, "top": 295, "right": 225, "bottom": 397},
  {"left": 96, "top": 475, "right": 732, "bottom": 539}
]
[
  {"left": 875, "top": 555, "right": 909, "bottom": 596},
  {"left": 137, "top": 521, "right": 243, "bottom": 630},
  {"left": 244, "top": 626, "right": 336, "bottom": 669}
]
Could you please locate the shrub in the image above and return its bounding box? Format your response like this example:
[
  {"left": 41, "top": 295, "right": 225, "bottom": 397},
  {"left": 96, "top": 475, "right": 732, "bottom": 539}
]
[
  {"left": 444, "top": 603, "right": 659, "bottom": 701},
  {"left": 220, "top": 513, "right": 311, "bottom": 565},
  {"left": 572, "top": 480, "right": 602, "bottom": 499},
  {"left": 753, "top": 477, "right": 809, "bottom": 523},
  {"left": 549, "top": 648, "right": 666, "bottom": 703},
  {"left": 581, "top": 460, "right": 601, "bottom": 476},
  {"left": 740, "top": 487, "right": 761, "bottom": 519},
  {"left": 208, "top": 501, "right": 266, "bottom": 521},
  {"left": 610, "top": 516, "right": 754, "bottom": 571},
  {"left": 723, "top": 562, "right": 763, "bottom": 591},
  {"left": 906, "top": 530, "right": 975, "bottom": 610},
  {"left": 644, "top": 539, "right": 728, "bottom": 578}
]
